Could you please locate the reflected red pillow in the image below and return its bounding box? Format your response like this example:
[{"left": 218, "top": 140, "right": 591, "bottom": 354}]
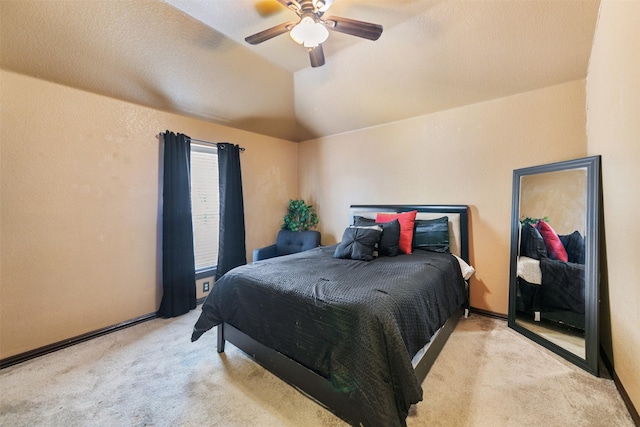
[
  {"left": 535, "top": 220, "right": 568, "bottom": 262},
  {"left": 376, "top": 210, "right": 417, "bottom": 254}
]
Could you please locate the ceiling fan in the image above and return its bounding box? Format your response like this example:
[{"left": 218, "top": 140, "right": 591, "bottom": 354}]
[{"left": 245, "top": 0, "right": 383, "bottom": 68}]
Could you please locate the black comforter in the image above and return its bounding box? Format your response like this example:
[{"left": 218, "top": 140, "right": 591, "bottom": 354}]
[
  {"left": 540, "top": 257, "right": 585, "bottom": 314},
  {"left": 191, "top": 245, "right": 466, "bottom": 427}
]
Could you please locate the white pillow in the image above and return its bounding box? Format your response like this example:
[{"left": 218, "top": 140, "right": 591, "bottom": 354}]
[
  {"left": 452, "top": 254, "right": 476, "bottom": 280},
  {"left": 516, "top": 256, "right": 542, "bottom": 285}
]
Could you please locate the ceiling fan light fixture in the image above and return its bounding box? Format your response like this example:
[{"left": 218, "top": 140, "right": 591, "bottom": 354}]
[
  {"left": 290, "top": 16, "right": 329, "bottom": 47},
  {"left": 245, "top": 0, "right": 381, "bottom": 67}
]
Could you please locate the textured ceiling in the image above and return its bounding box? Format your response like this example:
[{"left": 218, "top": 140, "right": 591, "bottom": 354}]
[{"left": 0, "top": 0, "right": 600, "bottom": 142}]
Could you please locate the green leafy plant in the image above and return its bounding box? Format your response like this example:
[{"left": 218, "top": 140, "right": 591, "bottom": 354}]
[
  {"left": 520, "top": 216, "right": 550, "bottom": 226},
  {"left": 282, "top": 199, "right": 319, "bottom": 231}
]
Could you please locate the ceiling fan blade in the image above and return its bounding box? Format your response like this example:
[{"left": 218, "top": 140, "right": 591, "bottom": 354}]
[
  {"left": 309, "top": 44, "right": 325, "bottom": 67},
  {"left": 245, "top": 22, "right": 296, "bottom": 45},
  {"left": 314, "top": 0, "right": 334, "bottom": 15},
  {"left": 274, "top": 0, "right": 301, "bottom": 14},
  {"left": 324, "top": 15, "right": 383, "bottom": 41},
  {"left": 317, "top": 0, "right": 334, "bottom": 12}
]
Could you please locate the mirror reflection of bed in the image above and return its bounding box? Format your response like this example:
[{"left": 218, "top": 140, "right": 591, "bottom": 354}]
[
  {"left": 515, "top": 168, "right": 587, "bottom": 356},
  {"left": 509, "top": 156, "right": 600, "bottom": 376}
]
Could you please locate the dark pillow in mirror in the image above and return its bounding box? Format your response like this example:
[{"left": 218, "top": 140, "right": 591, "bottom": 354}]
[
  {"left": 520, "top": 223, "right": 547, "bottom": 260},
  {"left": 353, "top": 217, "right": 400, "bottom": 257},
  {"left": 333, "top": 226, "right": 383, "bottom": 261},
  {"left": 559, "top": 231, "right": 585, "bottom": 264},
  {"left": 413, "top": 216, "right": 449, "bottom": 253}
]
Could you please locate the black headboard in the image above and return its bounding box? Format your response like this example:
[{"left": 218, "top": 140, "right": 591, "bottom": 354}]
[{"left": 349, "top": 205, "right": 470, "bottom": 263}]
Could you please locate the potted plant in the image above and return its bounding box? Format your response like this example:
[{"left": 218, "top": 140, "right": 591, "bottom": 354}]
[
  {"left": 254, "top": 200, "right": 321, "bottom": 261},
  {"left": 282, "top": 199, "right": 319, "bottom": 231}
]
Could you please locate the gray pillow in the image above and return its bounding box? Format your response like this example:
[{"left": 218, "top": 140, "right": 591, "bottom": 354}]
[
  {"left": 353, "top": 216, "right": 400, "bottom": 257},
  {"left": 333, "top": 225, "right": 383, "bottom": 261},
  {"left": 520, "top": 223, "right": 547, "bottom": 260}
]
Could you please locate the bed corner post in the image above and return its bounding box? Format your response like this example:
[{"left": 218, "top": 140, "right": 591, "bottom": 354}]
[
  {"left": 217, "top": 323, "right": 225, "bottom": 353},
  {"left": 465, "top": 281, "right": 471, "bottom": 318}
]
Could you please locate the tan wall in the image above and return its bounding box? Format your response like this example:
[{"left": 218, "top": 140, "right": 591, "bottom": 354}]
[
  {"left": 520, "top": 168, "right": 587, "bottom": 235},
  {"left": 299, "top": 80, "right": 588, "bottom": 315},
  {"left": 586, "top": 0, "right": 640, "bottom": 412},
  {"left": 0, "top": 70, "right": 298, "bottom": 359}
]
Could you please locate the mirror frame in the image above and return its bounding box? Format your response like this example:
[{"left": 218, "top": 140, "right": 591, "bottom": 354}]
[{"left": 508, "top": 156, "right": 601, "bottom": 376}]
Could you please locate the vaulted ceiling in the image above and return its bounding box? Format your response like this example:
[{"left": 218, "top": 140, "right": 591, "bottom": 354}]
[{"left": 0, "top": 0, "right": 600, "bottom": 142}]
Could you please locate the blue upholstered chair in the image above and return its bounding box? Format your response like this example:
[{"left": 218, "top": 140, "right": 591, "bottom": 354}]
[{"left": 253, "top": 230, "right": 321, "bottom": 261}]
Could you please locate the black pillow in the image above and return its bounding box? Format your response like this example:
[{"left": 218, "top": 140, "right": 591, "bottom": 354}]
[
  {"left": 559, "top": 230, "right": 585, "bottom": 264},
  {"left": 353, "top": 216, "right": 400, "bottom": 257},
  {"left": 413, "top": 216, "right": 449, "bottom": 253},
  {"left": 520, "top": 223, "right": 547, "bottom": 260},
  {"left": 333, "top": 226, "right": 383, "bottom": 261}
]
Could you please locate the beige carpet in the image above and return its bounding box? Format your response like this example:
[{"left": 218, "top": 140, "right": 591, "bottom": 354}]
[{"left": 0, "top": 308, "right": 633, "bottom": 427}]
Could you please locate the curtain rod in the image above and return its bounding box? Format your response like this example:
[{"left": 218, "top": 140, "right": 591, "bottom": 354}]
[{"left": 157, "top": 133, "right": 245, "bottom": 152}]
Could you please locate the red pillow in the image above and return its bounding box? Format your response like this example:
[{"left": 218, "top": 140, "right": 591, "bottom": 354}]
[
  {"left": 376, "top": 211, "right": 417, "bottom": 254},
  {"left": 535, "top": 220, "right": 569, "bottom": 262}
]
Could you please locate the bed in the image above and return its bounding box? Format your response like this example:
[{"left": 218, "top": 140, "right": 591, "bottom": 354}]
[
  {"left": 515, "top": 221, "right": 586, "bottom": 330},
  {"left": 191, "top": 205, "right": 472, "bottom": 427}
]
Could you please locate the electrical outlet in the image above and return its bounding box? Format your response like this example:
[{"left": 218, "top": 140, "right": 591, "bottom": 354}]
[{"left": 203, "top": 281, "right": 210, "bottom": 292}]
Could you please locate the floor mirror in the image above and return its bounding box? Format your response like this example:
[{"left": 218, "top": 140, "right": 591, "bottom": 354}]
[{"left": 508, "top": 156, "right": 601, "bottom": 375}]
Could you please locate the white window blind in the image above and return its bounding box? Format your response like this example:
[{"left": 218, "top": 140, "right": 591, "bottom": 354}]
[{"left": 190, "top": 145, "right": 219, "bottom": 271}]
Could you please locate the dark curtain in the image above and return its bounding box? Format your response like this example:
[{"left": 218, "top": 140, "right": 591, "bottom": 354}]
[
  {"left": 216, "top": 143, "right": 247, "bottom": 279},
  {"left": 159, "top": 131, "right": 196, "bottom": 317}
]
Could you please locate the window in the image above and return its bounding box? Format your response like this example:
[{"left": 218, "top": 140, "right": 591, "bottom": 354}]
[{"left": 190, "top": 145, "right": 219, "bottom": 275}]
